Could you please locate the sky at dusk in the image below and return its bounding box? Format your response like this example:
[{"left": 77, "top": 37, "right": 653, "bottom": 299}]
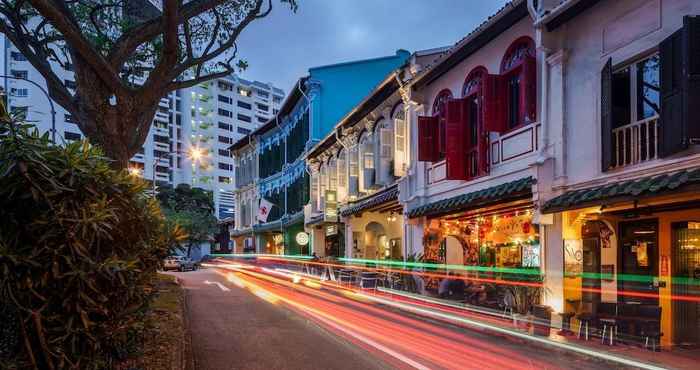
[{"left": 235, "top": 0, "right": 509, "bottom": 93}]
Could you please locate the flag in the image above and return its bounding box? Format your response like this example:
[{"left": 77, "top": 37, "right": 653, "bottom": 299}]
[{"left": 257, "top": 198, "right": 274, "bottom": 223}]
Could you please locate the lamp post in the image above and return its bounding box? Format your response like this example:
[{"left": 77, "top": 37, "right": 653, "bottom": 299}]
[{"left": 0, "top": 75, "right": 56, "bottom": 143}]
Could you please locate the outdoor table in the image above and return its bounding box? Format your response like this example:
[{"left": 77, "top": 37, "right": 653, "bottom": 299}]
[{"left": 558, "top": 312, "right": 576, "bottom": 334}]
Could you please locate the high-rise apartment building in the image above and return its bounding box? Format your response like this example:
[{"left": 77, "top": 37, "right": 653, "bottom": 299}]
[{"left": 0, "top": 36, "right": 284, "bottom": 219}]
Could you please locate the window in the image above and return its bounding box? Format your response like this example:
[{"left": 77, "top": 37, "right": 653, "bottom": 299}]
[
  {"left": 153, "top": 150, "right": 169, "bottom": 158},
  {"left": 218, "top": 135, "right": 233, "bottom": 144},
  {"left": 273, "top": 109, "right": 279, "bottom": 115},
  {"left": 218, "top": 162, "right": 233, "bottom": 171},
  {"left": 175, "top": 114, "right": 182, "bottom": 126},
  {"left": 10, "top": 70, "right": 28, "bottom": 79},
  {"left": 10, "top": 51, "right": 26, "bottom": 61},
  {"left": 175, "top": 100, "right": 181, "bottom": 111},
  {"left": 153, "top": 135, "right": 169, "bottom": 144},
  {"left": 237, "top": 113, "right": 252, "bottom": 123},
  {"left": 499, "top": 37, "right": 536, "bottom": 129},
  {"left": 11, "top": 88, "right": 28, "bottom": 97},
  {"left": 218, "top": 122, "right": 233, "bottom": 131},
  {"left": 64, "top": 131, "right": 81, "bottom": 141},
  {"left": 237, "top": 127, "right": 251, "bottom": 135},
  {"left": 218, "top": 95, "right": 232, "bottom": 104},
  {"left": 219, "top": 176, "right": 231, "bottom": 183},
  {"left": 256, "top": 89, "right": 269, "bottom": 98},
  {"left": 636, "top": 55, "right": 660, "bottom": 120},
  {"left": 218, "top": 108, "right": 232, "bottom": 118},
  {"left": 218, "top": 81, "right": 233, "bottom": 91},
  {"left": 64, "top": 80, "right": 76, "bottom": 90},
  {"left": 218, "top": 149, "right": 231, "bottom": 157},
  {"left": 237, "top": 87, "right": 251, "bottom": 97},
  {"left": 273, "top": 95, "right": 283, "bottom": 104},
  {"left": 432, "top": 89, "right": 452, "bottom": 160},
  {"left": 237, "top": 100, "right": 251, "bottom": 110},
  {"left": 256, "top": 103, "right": 269, "bottom": 112},
  {"left": 257, "top": 116, "right": 267, "bottom": 123}
]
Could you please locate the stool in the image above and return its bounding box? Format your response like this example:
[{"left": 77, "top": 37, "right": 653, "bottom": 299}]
[
  {"left": 599, "top": 318, "right": 617, "bottom": 346},
  {"left": 559, "top": 312, "right": 576, "bottom": 334},
  {"left": 576, "top": 313, "right": 595, "bottom": 340}
]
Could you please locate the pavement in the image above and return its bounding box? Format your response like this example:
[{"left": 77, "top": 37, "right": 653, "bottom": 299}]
[
  {"left": 171, "top": 269, "right": 388, "bottom": 370},
  {"left": 171, "top": 267, "right": 637, "bottom": 370}
]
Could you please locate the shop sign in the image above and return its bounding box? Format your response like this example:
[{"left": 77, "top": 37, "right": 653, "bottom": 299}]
[
  {"left": 295, "top": 232, "right": 309, "bottom": 246},
  {"left": 324, "top": 190, "right": 338, "bottom": 222},
  {"left": 326, "top": 224, "right": 338, "bottom": 236},
  {"left": 564, "top": 239, "right": 583, "bottom": 276},
  {"left": 272, "top": 234, "right": 284, "bottom": 245}
]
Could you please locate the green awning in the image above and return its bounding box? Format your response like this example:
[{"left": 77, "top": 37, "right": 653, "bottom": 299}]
[
  {"left": 340, "top": 185, "right": 399, "bottom": 217},
  {"left": 541, "top": 168, "right": 700, "bottom": 213},
  {"left": 407, "top": 177, "right": 534, "bottom": 219}
]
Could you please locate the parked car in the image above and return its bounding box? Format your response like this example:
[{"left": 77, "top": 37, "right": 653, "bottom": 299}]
[{"left": 163, "top": 256, "right": 198, "bottom": 272}]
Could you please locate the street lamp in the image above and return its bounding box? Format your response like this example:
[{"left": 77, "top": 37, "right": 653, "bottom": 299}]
[
  {"left": 151, "top": 146, "right": 205, "bottom": 195},
  {"left": 0, "top": 74, "right": 57, "bottom": 143}
]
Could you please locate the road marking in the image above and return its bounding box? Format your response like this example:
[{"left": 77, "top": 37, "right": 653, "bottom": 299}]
[{"left": 204, "top": 280, "right": 230, "bottom": 292}]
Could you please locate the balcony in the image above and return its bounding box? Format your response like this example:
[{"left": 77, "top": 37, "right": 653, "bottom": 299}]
[{"left": 610, "top": 116, "right": 658, "bottom": 169}]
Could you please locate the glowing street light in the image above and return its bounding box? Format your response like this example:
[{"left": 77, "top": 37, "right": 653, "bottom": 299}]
[{"left": 128, "top": 167, "right": 141, "bottom": 177}]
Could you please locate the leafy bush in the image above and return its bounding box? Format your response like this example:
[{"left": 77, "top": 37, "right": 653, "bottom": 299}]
[{"left": 0, "top": 113, "right": 183, "bottom": 368}]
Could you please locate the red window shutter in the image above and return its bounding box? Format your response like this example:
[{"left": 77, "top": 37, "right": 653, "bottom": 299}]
[
  {"left": 418, "top": 116, "right": 440, "bottom": 162},
  {"left": 483, "top": 74, "right": 506, "bottom": 133},
  {"left": 520, "top": 55, "right": 537, "bottom": 124},
  {"left": 445, "top": 99, "right": 469, "bottom": 180}
]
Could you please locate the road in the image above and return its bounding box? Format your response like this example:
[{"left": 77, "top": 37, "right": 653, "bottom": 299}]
[{"left": 172, "top": 266, "right": 636, "bottom": 370}]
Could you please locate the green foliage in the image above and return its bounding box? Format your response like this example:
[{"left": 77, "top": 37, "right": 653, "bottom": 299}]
[
  {"left": 0, "top": 111, "right": 183, "bottom": 368},
  {"left": 157, "top": 185, "right": 217, "bottom": 256}
]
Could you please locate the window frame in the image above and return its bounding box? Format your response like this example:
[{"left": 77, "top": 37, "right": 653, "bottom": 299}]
[
  {"left": 432, "top": 89, "right": 453, "bottom": 161},
  {"left": 499, "top": 36, "right": 536, "bottom": 132}
]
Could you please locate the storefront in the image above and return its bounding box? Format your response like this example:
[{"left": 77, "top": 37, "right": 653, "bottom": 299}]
[
  {"left": 542, "top": 168, "right": 700, "bottom": 346},
  {"left": 340, "top": 185, "right": 403, "bottom": 260}
]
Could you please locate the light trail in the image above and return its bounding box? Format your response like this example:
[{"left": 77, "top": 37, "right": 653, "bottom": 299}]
[{"left": 207, "top": 261, "right": 672, "bottom": 370}]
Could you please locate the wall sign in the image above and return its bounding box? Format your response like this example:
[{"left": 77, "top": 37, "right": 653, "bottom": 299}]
[
  {"left": 564, "top": 239, "right": 583, "bottom": 277},
  {"left": 295, "top": 232, "right": 309, "bottom": 246},
  {"left": 326, "top": 224, "right": 338, "bottom": 236}
]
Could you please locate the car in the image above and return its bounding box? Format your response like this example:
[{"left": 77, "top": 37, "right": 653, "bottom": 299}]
[{"left": 163, "top": 256, "right": 199, "bottom": 272}]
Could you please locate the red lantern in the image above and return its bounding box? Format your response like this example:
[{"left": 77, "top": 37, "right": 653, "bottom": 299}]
[{"left": 522, "top": 221, "right": 531, "bottom": 234}]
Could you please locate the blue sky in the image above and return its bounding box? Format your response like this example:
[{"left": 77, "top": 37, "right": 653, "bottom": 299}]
[{"left": 235, "top": 0, "right": 509, "bottom": 93}]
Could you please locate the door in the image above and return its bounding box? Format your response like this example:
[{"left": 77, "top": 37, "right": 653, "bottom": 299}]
[
  {"left": 581, "top": 221, "right": 602, "bottom": 312},
  {"left": 672, "top": 222, "right": 700, "bottom": 345},
  {"left": 618, "top": 220, "right": 659, "bottom": 305}
]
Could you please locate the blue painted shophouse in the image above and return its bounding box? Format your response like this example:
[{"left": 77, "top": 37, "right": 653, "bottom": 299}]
[{"left": 230, "top": 50, "right": 410, "bottom": 255}]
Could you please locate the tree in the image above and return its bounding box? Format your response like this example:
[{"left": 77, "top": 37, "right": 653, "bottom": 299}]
[
  {"left": 0, "top": 0, "right": 297, "bottom": 168},
  {"left": 157, "top": 184, "right": 217, "bottom": 256}
]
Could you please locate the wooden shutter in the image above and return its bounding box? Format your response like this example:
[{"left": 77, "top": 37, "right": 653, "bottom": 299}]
[
  {"left": 521, "top": 55, "right": 537, "bottom": 124},
  {"left": 601, "top": 58, "right": 613, "bottom": 171},
  {"left": 418, "top": 116, "right": 440, "bottom": 162},
  {"left": 445, "top": 98, "right": 469, "bottom": 180},
  {"left": 660, "top": 28, "right": 685, "bottom": 157},
  {"left": 684, "top": 16, "right": 700, "bottom": 144},
  {"left": 483, "top": 74, "right": 506, "bottom": 133},
  {"left": 394, "top": 117, "right": 407, "bottom": 176}
]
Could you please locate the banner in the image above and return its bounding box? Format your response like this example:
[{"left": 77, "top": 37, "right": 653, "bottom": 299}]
[{"left": 257, "top": 198, "right": 274, "bottom": 223}]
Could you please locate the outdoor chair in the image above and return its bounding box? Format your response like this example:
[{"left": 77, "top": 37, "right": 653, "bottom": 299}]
[
  {"left": 576, "top": 312, "right": 595, "bottom": 341},
  {"left": 597, "top": 303, "right": 618, "bottom": 345}
]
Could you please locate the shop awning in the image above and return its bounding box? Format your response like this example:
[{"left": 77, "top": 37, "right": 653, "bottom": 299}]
[
  {"left": 541, "top": 167, "right": 700, "bottom": 213},
  {"left": 305, "top": 213, "right": 325, "bottom": 226},
  {"left": 253, "top": 220, "right": 282, "bottom": 233},
  {"left": 282, "top": 211, "right": 304, "bottom": 227},
  {"left": 231, "top": 227, "right": 252, "bottom": 238},
  {"left": 407, "top": 177, "right": 534, "bottom": 219},
  {"left": 340, "top": 185, "right": 399, "bottom": 217}
]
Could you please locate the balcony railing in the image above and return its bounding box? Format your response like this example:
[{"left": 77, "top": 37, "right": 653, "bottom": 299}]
[{"left": 611, "top": 116, "right": 658, "bottom": 169}]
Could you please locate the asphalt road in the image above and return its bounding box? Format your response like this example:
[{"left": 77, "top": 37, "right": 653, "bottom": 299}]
[
  {"left": 172, "top": 268, "right": 388, "bottom": 370},
  {"left": 171, "top": 267, "right": 633, "bottom": 370}
]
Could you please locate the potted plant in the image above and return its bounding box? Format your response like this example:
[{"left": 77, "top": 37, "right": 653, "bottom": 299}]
[{"left": 504, "top": 274, "right": 547, "bottom": 332}]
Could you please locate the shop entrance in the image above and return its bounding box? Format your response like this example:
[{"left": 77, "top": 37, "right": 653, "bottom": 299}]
[
  {"left": 618, "top": 219, "right": 659, "bottom": 305},
  {"left": 581, "top": 221, "right": 602, "bottom": 311},
  {"left": 671, "top": 222, "right": 700, "bottom": 345}
]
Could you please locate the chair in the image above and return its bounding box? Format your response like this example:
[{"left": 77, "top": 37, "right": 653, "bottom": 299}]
[
  {"left": 576, "top": 312, "right": 595, "bottom": 340},
  {"left": 597, "top": 303, "right": 618, "bottom": 345},
  {"left": 338, "top": 269, "right": 355, "bottom": 285},
  {"left": 359, "top": 271, "right": 379, "bottom": 290},
  {"left": 637, "top": 305, "right": 662, "bottom": 351}
]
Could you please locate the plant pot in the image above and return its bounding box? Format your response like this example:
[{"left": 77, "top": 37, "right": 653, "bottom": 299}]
[{"left": 531, "top": 304, "right": 553, "bottom": 337}]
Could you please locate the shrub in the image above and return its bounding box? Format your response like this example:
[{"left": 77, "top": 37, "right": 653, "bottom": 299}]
[{"left": 0, "top": 113, "right": 183, "bottom": 368}]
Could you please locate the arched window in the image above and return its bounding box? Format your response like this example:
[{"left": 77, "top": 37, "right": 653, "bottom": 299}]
[
  {"left": 392, "top": 103, "right": 407, "bottom": 176},
  {"left": 359, "top": 131, "right": 375, "bottom": 191},
  {"left": 462, "top": 67, "right": 489, "bottom": 178},
  {"left": 500, "top": 36, "right": 536, "bottom": 129},
  {"left": 374, "top": 117, "right": 394, "bottom": 184},
  {"left": 432, "top": 89, "right": 453, "bottom": 160}
]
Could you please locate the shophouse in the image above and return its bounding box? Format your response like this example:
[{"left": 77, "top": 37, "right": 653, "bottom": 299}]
[
  {"left": 531, "top": 0, "right": 700, "bottom": 347},
  {"left": 230, "top": 51, "right": 411, "bottom": 255},
  {"left": 304, "top": 48, "right": 446, "bottom": 259},
  {"left": 403, "top": 0, "right": 541, "bottom": 270}
]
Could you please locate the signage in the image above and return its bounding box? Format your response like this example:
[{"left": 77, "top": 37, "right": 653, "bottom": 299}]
[
  {"left": 564, "top": 239, "right": 583, "bottom": 276},
  {"left": 324, "top": 190, "right": 338, "bottom": 222},
  {"left": 661, "top": 255, "right": 669, "bottom": 275},
  {"left": 272, "top": 234, "right": 284, "bottom": 245},
  {"left": 326, "top": 224, "right": 338, "bottom": 236},
  {"left": 295, "top": 232, "right": 309, "bottom": 246}
]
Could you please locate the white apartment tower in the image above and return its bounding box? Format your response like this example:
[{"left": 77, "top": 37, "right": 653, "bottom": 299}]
[{"left": 0, "top": 36, "right": 284, "bottom": 220}]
